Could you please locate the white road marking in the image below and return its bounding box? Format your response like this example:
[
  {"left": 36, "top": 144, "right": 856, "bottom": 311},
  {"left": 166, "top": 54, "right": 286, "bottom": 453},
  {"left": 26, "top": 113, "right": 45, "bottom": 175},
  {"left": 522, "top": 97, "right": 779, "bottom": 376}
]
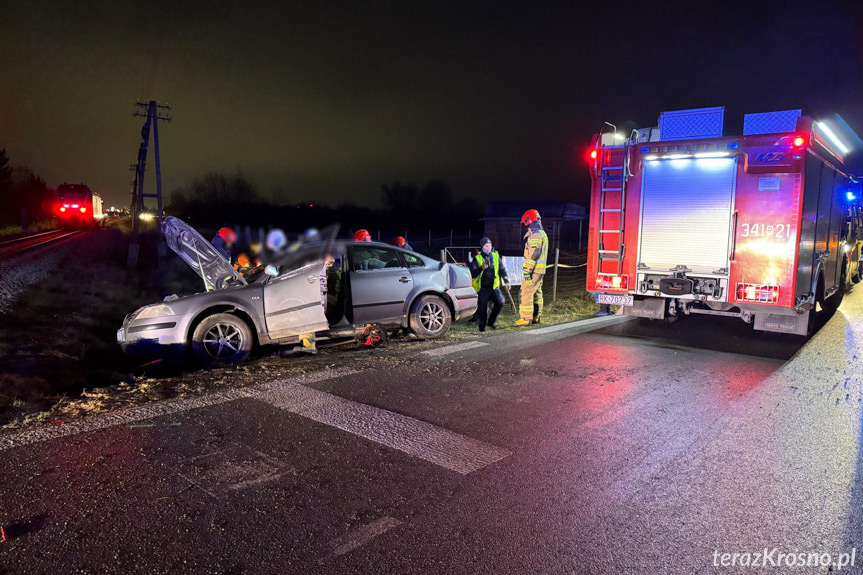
[
  {"left": 176, "top": 442, "right": 294, "bottom": 499},
  {"left": 421, "top": 341, "right": 489, "bottom": 357},
  {"left": 251, "top": 383, "right": 511, "bottom": 474},
  {"left": 323, "top": 517, "right": 403, "bottom": 560},
  {"left": 522, "top": 315, "right": 631, "bottom": 335},
  {"left": 0, "top": 368, "right": 359, "bottom": 452},
  {"left": 1, "top": 365, "right": 510, "bottom": 476}
]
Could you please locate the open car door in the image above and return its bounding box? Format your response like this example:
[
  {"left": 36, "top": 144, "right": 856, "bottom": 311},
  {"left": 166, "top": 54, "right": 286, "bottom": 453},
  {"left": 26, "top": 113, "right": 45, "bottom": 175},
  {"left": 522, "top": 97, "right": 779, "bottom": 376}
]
[
  {"left": 263, "top": 261, "right": 330, "bottom": 340},
  {"left": 162, "top": 217, "right": 245, "bottom": 291},
  {"left": 262, "top": 224, "right": 340, "bottom": 341}
]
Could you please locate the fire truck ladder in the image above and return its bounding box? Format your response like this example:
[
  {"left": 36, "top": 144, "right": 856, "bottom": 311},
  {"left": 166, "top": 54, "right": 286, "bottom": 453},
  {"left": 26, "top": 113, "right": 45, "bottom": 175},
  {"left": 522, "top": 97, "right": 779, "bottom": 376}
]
[{"left": 595, "top": 125, "right": 635, "bottom": 276}]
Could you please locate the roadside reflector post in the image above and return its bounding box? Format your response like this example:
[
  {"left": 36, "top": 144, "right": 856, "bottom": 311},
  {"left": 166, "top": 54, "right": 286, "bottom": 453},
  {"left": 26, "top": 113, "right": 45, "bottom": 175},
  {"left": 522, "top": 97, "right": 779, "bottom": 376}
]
[{"left": 552, "top": 248, "right": 560, "bottom": 303}]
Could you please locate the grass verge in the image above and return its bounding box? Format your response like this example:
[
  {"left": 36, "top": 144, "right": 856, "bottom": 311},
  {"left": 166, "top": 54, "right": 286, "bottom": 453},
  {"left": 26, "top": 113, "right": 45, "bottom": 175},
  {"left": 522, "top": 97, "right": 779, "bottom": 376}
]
[{"left": 0, "top": 228, "right": 164, "bottom": 427}]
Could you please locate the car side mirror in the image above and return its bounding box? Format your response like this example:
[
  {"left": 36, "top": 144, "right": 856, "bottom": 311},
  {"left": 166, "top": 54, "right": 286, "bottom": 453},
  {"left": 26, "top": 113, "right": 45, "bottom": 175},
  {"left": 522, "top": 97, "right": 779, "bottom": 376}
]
[{"left": 265, "top": 265, "right": 279, "bottom": 277}]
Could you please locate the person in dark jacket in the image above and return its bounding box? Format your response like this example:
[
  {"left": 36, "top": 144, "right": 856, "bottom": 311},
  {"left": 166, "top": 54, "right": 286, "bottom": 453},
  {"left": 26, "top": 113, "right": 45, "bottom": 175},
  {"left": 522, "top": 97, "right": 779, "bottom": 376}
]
[
  {"left": 391, "top": 236, "right": 414, "bottom": 252},
  {"left": 211, "top": 227, "right": 237, "bottom": 262},
  {"left": 467, "top": 237, "right": 510, "bottom": 332}
]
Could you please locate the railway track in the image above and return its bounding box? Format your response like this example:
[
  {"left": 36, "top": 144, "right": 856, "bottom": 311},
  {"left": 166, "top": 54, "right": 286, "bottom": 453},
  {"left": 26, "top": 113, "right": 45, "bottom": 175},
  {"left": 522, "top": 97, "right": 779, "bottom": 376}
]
[{"left": 0, "top": 229, "right": 83, "bottom": 260}]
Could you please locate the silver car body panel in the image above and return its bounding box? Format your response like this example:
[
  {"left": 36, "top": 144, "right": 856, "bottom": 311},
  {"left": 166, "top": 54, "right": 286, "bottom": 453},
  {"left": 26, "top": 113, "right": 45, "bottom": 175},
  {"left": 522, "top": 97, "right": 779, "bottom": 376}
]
[
  {"left": 264, "top": 261, "right": 329, "bottom": 339},
  {"left": 119, "top": 235, "right": 478, "bottom": 357}
]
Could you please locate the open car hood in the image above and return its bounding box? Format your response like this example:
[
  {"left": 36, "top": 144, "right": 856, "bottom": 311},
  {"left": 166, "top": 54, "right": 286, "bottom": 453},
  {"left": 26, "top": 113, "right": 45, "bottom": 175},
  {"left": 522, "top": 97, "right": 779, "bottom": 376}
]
[{"left": 162, "top": 216, "right": 246, "bottom": 291}]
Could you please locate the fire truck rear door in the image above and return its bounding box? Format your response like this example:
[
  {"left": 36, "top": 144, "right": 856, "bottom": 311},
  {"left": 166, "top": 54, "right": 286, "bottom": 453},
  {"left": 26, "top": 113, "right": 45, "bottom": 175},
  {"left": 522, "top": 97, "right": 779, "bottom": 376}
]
[{"left": 638, "top": 157, "right": 737, "bottom": 273}]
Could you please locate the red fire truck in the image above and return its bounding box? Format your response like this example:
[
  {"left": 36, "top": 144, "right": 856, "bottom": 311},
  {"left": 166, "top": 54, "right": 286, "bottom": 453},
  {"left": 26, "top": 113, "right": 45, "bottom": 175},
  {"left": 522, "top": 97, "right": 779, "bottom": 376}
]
[{"left": 587, "top": 107, "right": 862, "bottom": 336}]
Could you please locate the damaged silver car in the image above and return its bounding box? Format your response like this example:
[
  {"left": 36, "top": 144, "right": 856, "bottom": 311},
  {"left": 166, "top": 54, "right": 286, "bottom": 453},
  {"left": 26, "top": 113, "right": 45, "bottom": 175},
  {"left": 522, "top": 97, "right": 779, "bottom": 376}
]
[{"left": 117, "top": 217, "right": 477, "bottom": 364}]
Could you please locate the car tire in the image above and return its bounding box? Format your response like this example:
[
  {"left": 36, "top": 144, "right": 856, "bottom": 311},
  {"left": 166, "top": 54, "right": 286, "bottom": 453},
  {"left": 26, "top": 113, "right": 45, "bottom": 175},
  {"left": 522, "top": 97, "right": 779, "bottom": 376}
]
[
  {"left": 410, "top": 295, "right": 452, "bottom": 339},
  {"left": 191, "top": 313, "right": 253, "bottom": 366}
]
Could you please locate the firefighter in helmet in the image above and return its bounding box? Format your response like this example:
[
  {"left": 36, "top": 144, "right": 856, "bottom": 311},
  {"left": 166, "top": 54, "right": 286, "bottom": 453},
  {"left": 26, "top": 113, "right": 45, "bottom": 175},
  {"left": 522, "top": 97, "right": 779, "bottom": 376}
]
[
  {"left": 354, "top": 229, "right": 372, "bottom": 242},
  {"left": 211, "top": 227, "right": 237, "bottom": 262},
  {"left": 468, "top": 237, "right": 509, "bottom": 332},
  {"left": 514, "top": 209, "right": 548, "bottom": 326},
  {"left": 391, "top": 236, "right": 413, "bottom": 251}
]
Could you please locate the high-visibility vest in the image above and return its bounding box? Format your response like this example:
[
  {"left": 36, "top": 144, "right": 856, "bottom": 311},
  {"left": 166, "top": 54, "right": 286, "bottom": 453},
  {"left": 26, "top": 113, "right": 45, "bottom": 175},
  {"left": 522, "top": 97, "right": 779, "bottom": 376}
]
[
  {"left": 472, "top": 251, "right": 500, "bottom": 291},
  {"left": 523, "top": 229, "right": 549, "bottom": 274}
]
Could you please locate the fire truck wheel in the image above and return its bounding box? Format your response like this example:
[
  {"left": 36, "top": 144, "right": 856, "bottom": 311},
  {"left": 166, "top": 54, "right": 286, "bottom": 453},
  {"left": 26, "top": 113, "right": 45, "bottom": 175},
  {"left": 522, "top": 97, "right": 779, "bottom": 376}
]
[
  {"left": 823, "top": 263, "right": 846, "bottom": 314},
  {"left": 806, "top": 274, "right": 825, "bottom": 337}
]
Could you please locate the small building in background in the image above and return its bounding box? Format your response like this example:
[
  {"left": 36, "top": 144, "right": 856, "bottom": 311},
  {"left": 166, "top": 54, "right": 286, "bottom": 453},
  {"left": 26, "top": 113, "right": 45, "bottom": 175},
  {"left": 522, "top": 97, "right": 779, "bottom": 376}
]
[{"left": 482, "top": 201, "right": 587, "bottom": 255}]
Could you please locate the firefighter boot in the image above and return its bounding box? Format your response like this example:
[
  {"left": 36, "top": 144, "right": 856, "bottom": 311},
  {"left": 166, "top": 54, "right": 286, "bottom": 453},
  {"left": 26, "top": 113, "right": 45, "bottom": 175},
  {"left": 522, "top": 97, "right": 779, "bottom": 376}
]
[
  {"left": 513, "top": 318, "right": 531, "bottom": 327},
  {"left": 292, "top": 337, "right": 317, "bottom": 355},
  {"left": 531, "top": 304, "right": 542, "bottom": 324}
]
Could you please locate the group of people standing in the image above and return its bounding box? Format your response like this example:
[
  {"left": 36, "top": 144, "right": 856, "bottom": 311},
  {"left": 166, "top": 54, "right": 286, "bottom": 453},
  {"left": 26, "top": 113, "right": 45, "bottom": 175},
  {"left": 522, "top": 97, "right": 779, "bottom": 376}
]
[
  {"left": 467, "top": 208, "right": 548, "bottom": 331},
  {"left": 208, "top": 208, "right": 550, "bottom": 352}
]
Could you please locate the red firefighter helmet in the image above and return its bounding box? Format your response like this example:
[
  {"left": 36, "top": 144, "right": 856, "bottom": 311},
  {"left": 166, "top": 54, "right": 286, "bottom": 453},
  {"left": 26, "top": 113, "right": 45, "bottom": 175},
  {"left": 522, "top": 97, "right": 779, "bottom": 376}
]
[
  {"left": 354, "top": 229, "right": 371, "bottom": 242},
  {"left": 521, "top": 209, "right": 541, "bottom": 226},
  {"left": 391, "top": 236, "right": 406, "bottom": 247},
  {"left": 218, "top": 227, "right": 237, "bottom": 243}
]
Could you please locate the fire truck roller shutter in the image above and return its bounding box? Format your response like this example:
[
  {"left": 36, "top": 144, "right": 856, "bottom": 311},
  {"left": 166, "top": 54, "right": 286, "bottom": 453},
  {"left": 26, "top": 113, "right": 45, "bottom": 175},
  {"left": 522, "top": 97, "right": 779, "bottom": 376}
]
[{"left": 638, "top": 157, "right": 737, "bottom": 273}]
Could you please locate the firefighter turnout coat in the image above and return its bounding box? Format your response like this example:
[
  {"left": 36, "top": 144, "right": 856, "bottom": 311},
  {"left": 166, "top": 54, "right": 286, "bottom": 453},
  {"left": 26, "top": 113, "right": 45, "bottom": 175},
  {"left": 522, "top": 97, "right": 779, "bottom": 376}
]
[{"left": 520, "top": 224, "right": 549, "bottom": 321}]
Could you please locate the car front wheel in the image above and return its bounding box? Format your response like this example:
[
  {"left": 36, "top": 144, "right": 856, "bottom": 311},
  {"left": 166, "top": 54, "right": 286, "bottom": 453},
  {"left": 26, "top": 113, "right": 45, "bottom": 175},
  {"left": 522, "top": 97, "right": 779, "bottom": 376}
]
[
  {"left": 410, "top": 295, "right": 452, "bottom": 339},
  {"left": 192, "top": 313, "right": 253, "bottom": 365}
]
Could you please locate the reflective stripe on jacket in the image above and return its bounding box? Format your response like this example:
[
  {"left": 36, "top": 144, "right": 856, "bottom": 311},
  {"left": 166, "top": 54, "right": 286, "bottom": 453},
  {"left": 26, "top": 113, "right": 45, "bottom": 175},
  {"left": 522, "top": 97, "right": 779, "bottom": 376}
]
[{"left": 523, "top": 229, "right": 549, "bottom": 275}]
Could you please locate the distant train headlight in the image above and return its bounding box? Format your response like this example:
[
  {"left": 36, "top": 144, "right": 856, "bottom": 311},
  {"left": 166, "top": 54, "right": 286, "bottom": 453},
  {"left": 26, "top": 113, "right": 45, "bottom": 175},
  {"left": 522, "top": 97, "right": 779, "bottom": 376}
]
[{"left": 135, "top": 304, "right": 176, "bottom": 319}]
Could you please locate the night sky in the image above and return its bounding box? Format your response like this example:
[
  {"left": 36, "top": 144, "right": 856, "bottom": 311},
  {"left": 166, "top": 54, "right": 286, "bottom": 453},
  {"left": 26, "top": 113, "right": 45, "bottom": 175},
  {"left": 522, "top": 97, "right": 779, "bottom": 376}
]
[{"left": 1, "top": 0, "right": 861, "bottom": 209}]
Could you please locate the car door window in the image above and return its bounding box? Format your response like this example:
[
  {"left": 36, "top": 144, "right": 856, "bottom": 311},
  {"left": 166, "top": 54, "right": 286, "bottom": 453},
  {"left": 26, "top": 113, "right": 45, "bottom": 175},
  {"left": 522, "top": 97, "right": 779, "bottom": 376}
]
[
  {"left": 350, "top": 247, "right": 404, "bottom": 271},
  {"left": 403, "top": 252, "right": 425, "bottom": 268}
]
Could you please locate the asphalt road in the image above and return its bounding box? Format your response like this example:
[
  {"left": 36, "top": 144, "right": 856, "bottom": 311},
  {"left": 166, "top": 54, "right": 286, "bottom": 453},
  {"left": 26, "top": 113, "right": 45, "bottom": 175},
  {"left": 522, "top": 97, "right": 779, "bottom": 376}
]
[{"left": 1, "top": 289, "right": 862, "bottom": 574}]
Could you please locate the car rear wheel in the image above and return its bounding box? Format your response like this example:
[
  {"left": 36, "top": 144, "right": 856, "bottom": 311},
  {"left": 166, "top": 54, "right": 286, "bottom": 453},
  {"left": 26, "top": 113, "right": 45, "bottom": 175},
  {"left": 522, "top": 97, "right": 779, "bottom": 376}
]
[
  {"left": 192, "top": 313, "right": 253, "bottom": 365},
  {"left": 410, "top": 295, "right": 452, "bottom": 339}
]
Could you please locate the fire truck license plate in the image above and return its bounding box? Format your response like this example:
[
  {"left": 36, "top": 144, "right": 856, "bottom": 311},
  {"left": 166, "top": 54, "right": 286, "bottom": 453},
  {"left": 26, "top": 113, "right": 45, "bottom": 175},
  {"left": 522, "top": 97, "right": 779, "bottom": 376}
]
[{"left": 595, "top": 294, "right": 633, "bottom": 306}]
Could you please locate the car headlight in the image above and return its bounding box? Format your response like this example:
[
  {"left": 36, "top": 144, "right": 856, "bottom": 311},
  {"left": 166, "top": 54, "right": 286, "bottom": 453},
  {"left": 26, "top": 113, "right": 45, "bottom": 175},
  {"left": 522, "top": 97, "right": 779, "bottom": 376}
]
[{"left": 135, "top": 304, "right": 176, "bottom": 319}]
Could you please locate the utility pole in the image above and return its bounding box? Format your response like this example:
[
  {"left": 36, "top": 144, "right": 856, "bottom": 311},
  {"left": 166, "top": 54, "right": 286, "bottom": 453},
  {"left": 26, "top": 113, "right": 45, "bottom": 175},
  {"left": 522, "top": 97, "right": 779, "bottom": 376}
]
[{"left": 127, "top": 100, "right": 171, "bottom": 268}]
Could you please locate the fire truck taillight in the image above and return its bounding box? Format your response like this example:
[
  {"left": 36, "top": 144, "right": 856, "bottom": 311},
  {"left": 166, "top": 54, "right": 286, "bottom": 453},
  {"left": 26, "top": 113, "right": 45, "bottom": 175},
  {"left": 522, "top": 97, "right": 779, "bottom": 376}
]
[
  {"left": 793, "top": 136, "right": 805, "bottom": 147},
  {"left": 736, "top": 283, "right": 780, "bottom": 304},
  {"left": 590, "top": 149, "right": 597, "bottom": 160},
  {"left": 596, "top": 274, "right": 628, "bottom": 291}
]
